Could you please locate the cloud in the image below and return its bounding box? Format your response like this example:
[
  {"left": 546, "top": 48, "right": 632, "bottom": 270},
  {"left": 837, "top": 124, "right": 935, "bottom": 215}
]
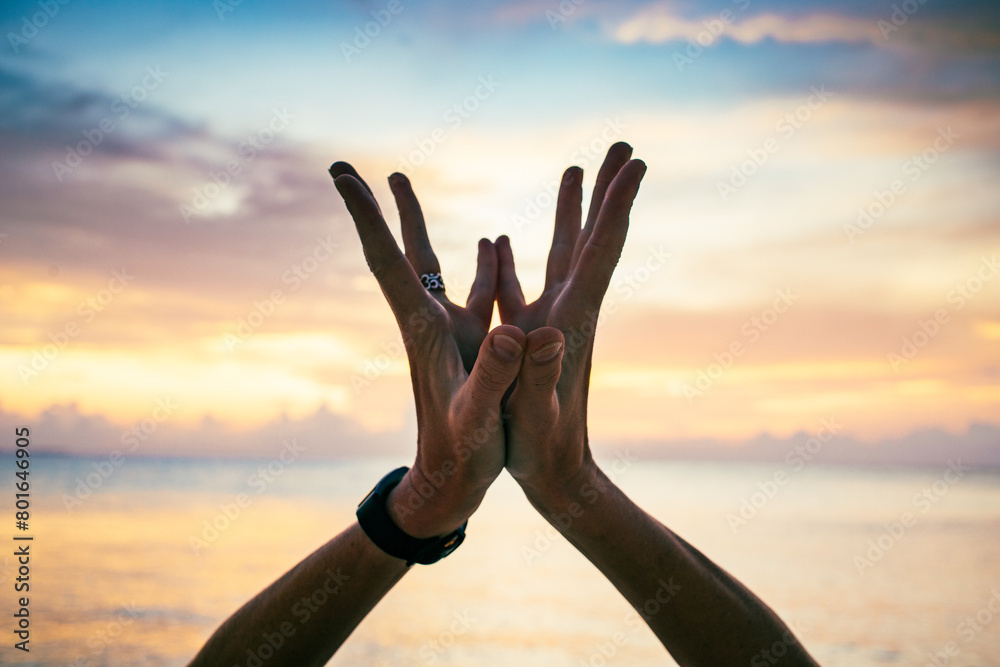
[
  {"left": 0, "top": 63, "right": 375, "bottom": 333},
  {"left": 612, "top": 6, "right": 882, "bottom": 46},
  {"left": 609, "top": 3, "right": 1000, "bottom": 53},
  {"left": 619, "top": 422, "right": 1000, "bottom": 467},
  {"left": 3, "top": 402, "right": 996, "bottom": 467},
  {"left": 0, "top": 401, "right": 404, "bottom": 460}
]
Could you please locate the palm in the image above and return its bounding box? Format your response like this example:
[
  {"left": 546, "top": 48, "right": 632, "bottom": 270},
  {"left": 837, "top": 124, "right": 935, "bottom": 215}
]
[
  {"left": 332, "top": 161, "right": 533, "bottom": 536},
  {"left": 495, "top": 143, "right": 645, "bottom": 482},
  {"left": 441, "top": 297, "right": 491, "bottom": 374}
]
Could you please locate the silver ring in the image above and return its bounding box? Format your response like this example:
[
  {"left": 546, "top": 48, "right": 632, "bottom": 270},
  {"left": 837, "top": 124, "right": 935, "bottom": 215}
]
[{"left": 420, "top": 272, "right": 445, "bottom": 291}]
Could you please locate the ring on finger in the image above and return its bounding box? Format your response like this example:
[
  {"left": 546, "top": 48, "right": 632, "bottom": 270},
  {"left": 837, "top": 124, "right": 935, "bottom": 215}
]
[{"left": 420, "top": 272, "right": 446, "bottom": 292}]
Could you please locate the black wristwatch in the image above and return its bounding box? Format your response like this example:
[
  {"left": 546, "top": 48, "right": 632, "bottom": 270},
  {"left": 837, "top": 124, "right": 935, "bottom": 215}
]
[{"left": 356, "top": 466, "right": 466, "bottom": 566}]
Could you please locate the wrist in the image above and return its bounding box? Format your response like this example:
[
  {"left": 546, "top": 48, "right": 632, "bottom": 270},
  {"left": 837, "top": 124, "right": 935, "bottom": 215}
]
[
  {"left": 386, "top": 466, "right": 483, "bottom": 539},
  {"left": 357, "top": 467, "right": 468, "bottom": 566},
  {"left": 520, "top": 458, "right": 606, "bottom": 520}
]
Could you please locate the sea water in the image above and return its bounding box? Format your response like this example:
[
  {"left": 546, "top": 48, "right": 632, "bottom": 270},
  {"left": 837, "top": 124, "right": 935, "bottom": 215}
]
[{"left": 2, "top": 455, "right": 998, "bottom": 666}]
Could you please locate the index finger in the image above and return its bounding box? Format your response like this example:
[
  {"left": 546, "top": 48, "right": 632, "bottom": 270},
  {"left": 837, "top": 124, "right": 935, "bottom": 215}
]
[
  {"left": 564, "top": 159, "right": 646, "bottom": 314},
  {"left": 333, "top": 172, "right": 430, "bottom": 324},
  {"left": 570, "top": 142, "right": 633, "bottom": 269}
]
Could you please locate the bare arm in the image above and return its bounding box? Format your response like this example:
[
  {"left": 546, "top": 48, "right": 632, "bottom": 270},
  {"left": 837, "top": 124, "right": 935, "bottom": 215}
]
[
  {"left": 189, "top": 162, "right": 528, "bottom": 665},
  {"left": 189, "top": 523, "right": 407, "bottom": 667},
  {"left": 523, "top": 464, "right": 816, "bottom": 665},
  {"left": 497, "top": 142, "right": 818, "bottom": 666}
]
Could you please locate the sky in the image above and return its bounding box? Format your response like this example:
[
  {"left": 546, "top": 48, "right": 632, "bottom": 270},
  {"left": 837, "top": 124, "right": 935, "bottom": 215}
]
[{"left": 1, "top": 0, "right": 998, "bottom": 462}]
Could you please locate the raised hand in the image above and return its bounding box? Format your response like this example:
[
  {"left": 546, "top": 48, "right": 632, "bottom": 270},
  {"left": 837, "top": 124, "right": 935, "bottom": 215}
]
[
  {"left": 494, "top": 143, "right": 646, "bottom": 499},
  {"left": 330, "top": 162, "right": 525, "bottom": 538}
]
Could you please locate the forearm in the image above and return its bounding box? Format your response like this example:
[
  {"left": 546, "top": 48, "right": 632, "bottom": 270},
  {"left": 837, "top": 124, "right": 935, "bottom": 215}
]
[
  {"left": 189, "top": 521, "right": 409, "bottom": 667},
  {"left": 524, "top": 464, "right": 818, "bottom": 667}
]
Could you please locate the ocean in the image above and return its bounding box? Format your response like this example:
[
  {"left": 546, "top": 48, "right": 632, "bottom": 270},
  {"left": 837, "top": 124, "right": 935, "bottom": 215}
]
[{"left": 2, "top": 454, "right": 998, "bottom": 666}]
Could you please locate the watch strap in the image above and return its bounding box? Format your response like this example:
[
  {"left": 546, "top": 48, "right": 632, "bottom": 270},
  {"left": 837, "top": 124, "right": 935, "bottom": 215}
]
[{"left": 356, "top": 466, "right": 466, "bottom": 566}]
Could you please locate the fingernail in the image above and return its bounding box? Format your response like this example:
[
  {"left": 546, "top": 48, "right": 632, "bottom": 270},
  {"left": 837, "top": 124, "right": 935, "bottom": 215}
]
[
  {"left": 492, "top": 334, "right": 523, "bottom": 361},
  {"left": 530, "top": 341, "right": 563, "bottom": 363},
  {"left": 329, "top": 161, "right": 349, "bottom": 179}
]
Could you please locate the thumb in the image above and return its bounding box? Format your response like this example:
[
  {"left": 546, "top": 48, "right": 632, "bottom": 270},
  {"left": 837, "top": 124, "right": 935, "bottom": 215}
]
[
  {"left": 508, "top": 327, "right": 565, "bottom": 421},
  {"left": 456, "top": 325, "right": 526, "bottom": 410}
]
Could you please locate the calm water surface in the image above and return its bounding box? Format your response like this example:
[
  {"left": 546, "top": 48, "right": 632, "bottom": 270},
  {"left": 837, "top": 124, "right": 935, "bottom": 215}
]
[{"left": 2, "top": 455, "right": 998, "bottom": 666}]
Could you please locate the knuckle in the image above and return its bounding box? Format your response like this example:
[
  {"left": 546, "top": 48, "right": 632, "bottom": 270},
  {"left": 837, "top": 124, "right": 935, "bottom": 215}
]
[
  {"left": 475, "top": 364, "right": 509, "bottom": 394},
  {"left": 531, "top": 366, "right": 561, "bottom": 391}
]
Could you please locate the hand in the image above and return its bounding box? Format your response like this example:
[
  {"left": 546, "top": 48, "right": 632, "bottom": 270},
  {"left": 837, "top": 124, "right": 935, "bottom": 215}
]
[
  {"left": 494, "top": 143, "right": 646, "bottom": 503},
  {"left": 330, "top": 163, "right": 525, "bottom": 539}
]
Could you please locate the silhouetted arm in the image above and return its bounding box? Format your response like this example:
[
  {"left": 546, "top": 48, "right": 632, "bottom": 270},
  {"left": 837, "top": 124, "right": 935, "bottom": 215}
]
[
  {"left": 498, "top": 142, "right": 818, "bottom": 666},
  {"left": 189, "top": 523, "right": 405, "bottom": 667},
  {"left": 190, "top": 161, "right": 527, "bottom": 666}
]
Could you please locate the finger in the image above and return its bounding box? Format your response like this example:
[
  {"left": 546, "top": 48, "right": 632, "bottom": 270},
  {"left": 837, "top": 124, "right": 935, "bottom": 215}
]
[
  {"left": 566, "top": 159, "right": 647, "bottom": 314},
  {"left": 333, "top": 173, "right": 428, "bottom": 322},
  {"left": 509, "top": 327, "right": 565, "bottom": 417},
  {"left": 466, "top": 238, "right": 498, "bottom": 326},
  {"left": 329, "top": 162, "right": 379, "bottom": 211},
  {"left": 389, "top": 172, "right": 443, "bottom": 277},
  {"left": 571, "top": 142, "right": 633, "bottom": 268},
  {"left": 454, "top": 325, "right": 526, "bottom": 415},
  {"left": 507, "top": 329, "right": 566, "bottom": 458},
  {"left": 543, "top": 167, "right": 582, "bottom": 291},
  {"left": 495, "top": 235, "right": 526, "bottom": 323}
]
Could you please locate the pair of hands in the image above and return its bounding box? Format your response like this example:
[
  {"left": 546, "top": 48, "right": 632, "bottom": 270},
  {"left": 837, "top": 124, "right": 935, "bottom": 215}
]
[{"left": 330, "top": 143, "right": 645, "bottom": 541}]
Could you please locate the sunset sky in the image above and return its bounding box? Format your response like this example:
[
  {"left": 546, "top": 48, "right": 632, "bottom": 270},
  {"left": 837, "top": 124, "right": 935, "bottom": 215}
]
[{"left": 1, "top": 0, "right": 998, "bottom": 460}]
